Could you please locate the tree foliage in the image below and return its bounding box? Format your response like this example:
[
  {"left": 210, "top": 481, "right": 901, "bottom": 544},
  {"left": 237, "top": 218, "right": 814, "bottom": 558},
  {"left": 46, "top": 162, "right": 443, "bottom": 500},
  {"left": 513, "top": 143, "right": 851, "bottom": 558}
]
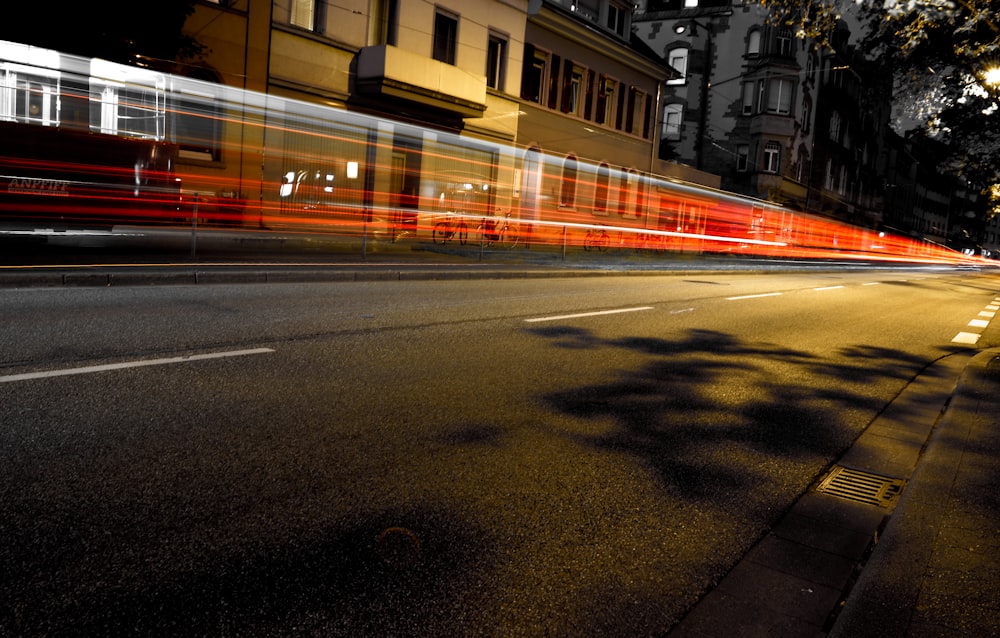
[
  {"left": 1, "top": 0, "right": 203, "bottom": 68},
  {"left": 758, "top": 0, "right": 1000, "bottom": 210}
]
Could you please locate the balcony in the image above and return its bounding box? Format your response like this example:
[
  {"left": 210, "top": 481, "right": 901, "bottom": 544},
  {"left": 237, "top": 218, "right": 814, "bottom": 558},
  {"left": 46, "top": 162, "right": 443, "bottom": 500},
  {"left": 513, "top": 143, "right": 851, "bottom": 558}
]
[{"left": 356, "top": 45, "right": 487, "bottom": 118}]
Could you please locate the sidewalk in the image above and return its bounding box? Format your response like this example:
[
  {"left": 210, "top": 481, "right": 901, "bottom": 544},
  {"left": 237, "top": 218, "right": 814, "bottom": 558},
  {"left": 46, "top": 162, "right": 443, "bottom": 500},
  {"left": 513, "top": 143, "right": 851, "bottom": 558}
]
[
  {"left": 828, "top": 347, "right": 1000, "bottom": 637},
  {"left": 668, "top": 348, "right": 1000, "bottom": 637}
]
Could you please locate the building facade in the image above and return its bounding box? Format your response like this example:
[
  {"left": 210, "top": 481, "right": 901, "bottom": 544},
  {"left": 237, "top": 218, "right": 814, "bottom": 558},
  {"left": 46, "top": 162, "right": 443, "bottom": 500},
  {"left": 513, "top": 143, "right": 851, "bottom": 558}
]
[
  {"left": 174, "top": 0, "right": 719, "bottom": 225},
  {"left": 634, "top": 0, "right": 894, "bottom": 227}
]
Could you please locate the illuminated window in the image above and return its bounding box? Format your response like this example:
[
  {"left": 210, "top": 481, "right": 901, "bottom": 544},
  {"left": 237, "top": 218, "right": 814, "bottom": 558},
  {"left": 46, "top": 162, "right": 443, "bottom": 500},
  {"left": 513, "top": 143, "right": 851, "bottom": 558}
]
[
  {"left": 433, "top": 10, "right": 458, "bottom": 65},
  {"left": 667, "top": 48, "right": 688, "bottom": 85},
  {"left": 763, "top": 141, "right": 781, "bottom": 173},
  {"left": 486, "top": 32, "right": 507, "bottom": 91},
  {"left": 662, "top": 103, "right": 682, "bottom": 140}
]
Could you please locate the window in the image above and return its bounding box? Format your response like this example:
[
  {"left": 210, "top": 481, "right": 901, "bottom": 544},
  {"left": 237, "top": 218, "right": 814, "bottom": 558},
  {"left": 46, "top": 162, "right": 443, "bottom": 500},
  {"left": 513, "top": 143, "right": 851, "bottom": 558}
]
[
  {"left": 736, "top": 144, "right": 749, "bottom": 171},
  {"left": 775, "top": 29, "right": 793, "bottom": 57},
  {"left": 486, "top": 33, "right": 507, "bottom": 91},
  {"left": 626, "top": 87, "right": 646, "bottom": 136},
  {"left": 766, "top": 78, "right": 793, "bottom": 115},
  {"left": 290, "top": 0, "right": 315, "bottom": 30},
  {"left": 595, "top": 75, "right": 616, "bottom": 125},
  {"left": 433, "top": 11, "right": 458, "bottom": 65},
  {"left": 662, "top": 103, "right": 682, "bottom": 140},
  {"left": 548, "top": 54, "right": 561, "bottom": 110},
  {"left": 607, "top": 3, "right": 628, "bottom": 37},
  {"left": 829, "top": 110, "right": 841, "bottom": 142},
  {"left": 801, "top": 97, "right": 812, "bottom": 133},
  {"left": 594, "top": 162, "right": 610, "bottom": 213},
  {"left": 374, "top": 0, "right": 399, "bottom": 46},
  {"left": 763, "top": 141, "right": 781, "bottom": 173},
  {"left": 562, "top": 61, "right": 585, "bottom": 115},
  {"left": 174, "top": 86, "right": 223, "bottom": 163},
  {"left": 521, "top": 45, "right": 548, "bottom": 104},
  {"left": 667, "top": 48, "right": 688, "bottom": 85},
  {"left": 747, "top": 29, "right": 761, "bottom": 57},
  {"left": 560, "top": 155, "right": 578, "bottom": 207},
  {"left": 741, "top": 82, "right": 754, "bottom": 115}
]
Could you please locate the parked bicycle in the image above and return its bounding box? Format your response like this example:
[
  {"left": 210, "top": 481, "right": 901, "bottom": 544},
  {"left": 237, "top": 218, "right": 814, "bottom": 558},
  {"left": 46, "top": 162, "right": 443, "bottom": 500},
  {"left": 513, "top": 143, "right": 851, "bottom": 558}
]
[
  {"left": 478, "top": 210, "right": 519, "bottom": 249},
  {"left": 584, "top": 227, "right": 610, "bottom": 252},
  {"left": 432, "top": 214, "right": 469, "bottom": 245}
]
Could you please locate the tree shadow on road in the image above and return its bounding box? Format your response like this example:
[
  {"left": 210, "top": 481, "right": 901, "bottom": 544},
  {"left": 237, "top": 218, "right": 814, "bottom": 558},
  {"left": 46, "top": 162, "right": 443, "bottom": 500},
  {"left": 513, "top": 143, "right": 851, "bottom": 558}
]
[{"left": 529, "top": 326, "right": 946, "bottom": 503}]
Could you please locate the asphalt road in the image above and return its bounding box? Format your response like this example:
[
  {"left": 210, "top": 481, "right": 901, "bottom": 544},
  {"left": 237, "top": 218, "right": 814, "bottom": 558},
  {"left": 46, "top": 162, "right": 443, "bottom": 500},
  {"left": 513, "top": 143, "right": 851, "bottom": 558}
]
[{"left": 2, "top": 268, "right": 998, "bottom": 636}]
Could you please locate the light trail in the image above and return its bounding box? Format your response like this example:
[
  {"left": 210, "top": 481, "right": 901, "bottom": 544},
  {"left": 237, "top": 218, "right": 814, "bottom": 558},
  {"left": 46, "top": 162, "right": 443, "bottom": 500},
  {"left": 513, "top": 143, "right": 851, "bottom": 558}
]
[{"left": 0, "top": 348, "right": 275, "bottom": 383}]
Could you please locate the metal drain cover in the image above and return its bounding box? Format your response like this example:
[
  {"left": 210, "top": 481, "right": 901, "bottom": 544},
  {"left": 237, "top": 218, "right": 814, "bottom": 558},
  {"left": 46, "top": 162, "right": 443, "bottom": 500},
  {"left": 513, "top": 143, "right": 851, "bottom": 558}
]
[{"left": 815, "top": 466, "right": 905, "bottom": 508}]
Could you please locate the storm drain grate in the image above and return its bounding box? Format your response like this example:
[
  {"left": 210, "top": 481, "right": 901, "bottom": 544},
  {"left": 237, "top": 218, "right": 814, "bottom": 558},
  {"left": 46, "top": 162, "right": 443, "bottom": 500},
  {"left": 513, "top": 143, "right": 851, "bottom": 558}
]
[{"left": 815, "top": 466, "right": 905, "bottom": 508}]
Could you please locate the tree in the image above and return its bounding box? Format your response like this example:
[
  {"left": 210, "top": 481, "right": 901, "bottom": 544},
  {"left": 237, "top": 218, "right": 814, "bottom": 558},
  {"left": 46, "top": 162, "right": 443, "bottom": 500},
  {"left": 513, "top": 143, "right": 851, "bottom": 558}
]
[
  {"left": 758, "top": 0, "right": 1000, "bottom": 215},
  {"left": 1, "top": 0, "right": 203, "bottom": 68}
]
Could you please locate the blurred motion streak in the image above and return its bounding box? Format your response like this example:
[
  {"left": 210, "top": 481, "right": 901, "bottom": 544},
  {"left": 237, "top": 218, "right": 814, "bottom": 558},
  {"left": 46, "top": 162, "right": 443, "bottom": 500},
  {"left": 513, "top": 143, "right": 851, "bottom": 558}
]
[{"left": 0, "top": 39, "right": 982, "bottom": 265}]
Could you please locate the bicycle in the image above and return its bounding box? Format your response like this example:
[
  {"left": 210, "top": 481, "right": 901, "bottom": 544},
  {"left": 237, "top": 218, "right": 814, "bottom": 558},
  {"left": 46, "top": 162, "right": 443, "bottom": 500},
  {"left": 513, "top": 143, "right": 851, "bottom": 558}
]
[
  {"left": 432, "top": 214, "right": 469, "bottom": 245},
  {"left": 478, "top": 210, "right": 519, "bottom": 249},
  {"left": 584, "top": 227, "right": 610, "bottom": 252}
]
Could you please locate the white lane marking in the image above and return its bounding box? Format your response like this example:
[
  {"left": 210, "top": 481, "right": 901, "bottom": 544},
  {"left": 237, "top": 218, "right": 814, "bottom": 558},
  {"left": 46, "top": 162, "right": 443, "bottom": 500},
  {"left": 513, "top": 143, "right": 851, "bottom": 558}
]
[
  {"left": 986, "top": 305, "right": 999, "bottom": 311},
  {"left": 952, "top": 332, "right": 982, "bottom": 345},
  {"left": 670, "top": 308, "right": 695, "bottom": 315},
  {"left": 863, "top": 282, "right": 881, "bottom": 286},
  {"left": 524, "top": 306, "right": 654, "bottom": 323},
  {"left": 969, "top": 319, "right": 990, "bottom": 328},
  {"left": 978, "top": 311, "right": 996, "bottom": 318},
  {"left": 0, "top": 348, "right": 275, "bottom": 383},
  {"left": 814, "top": 286, "right": 845, "bottom": 291},
  {"left": 726, "top": 292, "right": 782, "bottom": 301}
]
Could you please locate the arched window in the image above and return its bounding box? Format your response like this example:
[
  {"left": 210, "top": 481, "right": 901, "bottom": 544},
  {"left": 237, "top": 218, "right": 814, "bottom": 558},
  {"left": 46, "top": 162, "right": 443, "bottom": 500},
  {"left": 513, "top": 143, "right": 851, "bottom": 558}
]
[
  {"left": 560, "top": 154, "right": 578, "bottom": 207},
  {"left": 747, "top": 29, "right": 761, "bottom": 57},
  {"left": 594, "top": 162, "right": 610, "bottom": 214}
]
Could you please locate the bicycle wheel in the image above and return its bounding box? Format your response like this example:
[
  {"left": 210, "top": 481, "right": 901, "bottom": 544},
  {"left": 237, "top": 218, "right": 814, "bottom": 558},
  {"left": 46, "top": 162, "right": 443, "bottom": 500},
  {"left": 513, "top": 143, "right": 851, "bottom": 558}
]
[
  {"left": 501, "top": 224, "right": 519, "bottom": 249},
  {"left": 584, "top": 229, "right": 597, "bottom": 252},
  {"left": 432, "top": 222, "right": 451, "bottom": 245},
  {"left": 596, "top": 231, "right": 610, "bottom": 252},
  {"left": 458, "top": 221, "right": 469, "bottom": 246}
]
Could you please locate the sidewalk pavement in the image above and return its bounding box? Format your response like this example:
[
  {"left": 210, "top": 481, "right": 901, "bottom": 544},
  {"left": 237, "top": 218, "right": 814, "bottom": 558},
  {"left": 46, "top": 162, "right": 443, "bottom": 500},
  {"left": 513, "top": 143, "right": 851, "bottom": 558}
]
[{"left": 668, "top": 347, "right": 1000, "bottom": 637}]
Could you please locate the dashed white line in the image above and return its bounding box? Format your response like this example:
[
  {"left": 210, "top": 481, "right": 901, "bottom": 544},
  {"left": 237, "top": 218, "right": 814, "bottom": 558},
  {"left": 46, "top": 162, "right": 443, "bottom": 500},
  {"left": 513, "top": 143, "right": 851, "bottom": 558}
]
[
  {"left": 0, "top": 348, "right": 275, "bottom": 383},
  {"left": 814, "top": 285, "right": 845, "bottom": 291},
  {"left": 726, "top": 292, "right": 782, "bottom": 301},
  {"left": 978, "top": 311, "right": 996, "bottom": 318},
  {"left": 524, "top": 306, "right": 654, "bottom": 323},
  {"left": 862, "top": 282, "right": 881, "bottom": 286},
  {"left": 952, "top": 332, "right": 982, "bottom": 345},
  {"left": 968, "top": 319, "right": 990, "bottom": 328}
]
